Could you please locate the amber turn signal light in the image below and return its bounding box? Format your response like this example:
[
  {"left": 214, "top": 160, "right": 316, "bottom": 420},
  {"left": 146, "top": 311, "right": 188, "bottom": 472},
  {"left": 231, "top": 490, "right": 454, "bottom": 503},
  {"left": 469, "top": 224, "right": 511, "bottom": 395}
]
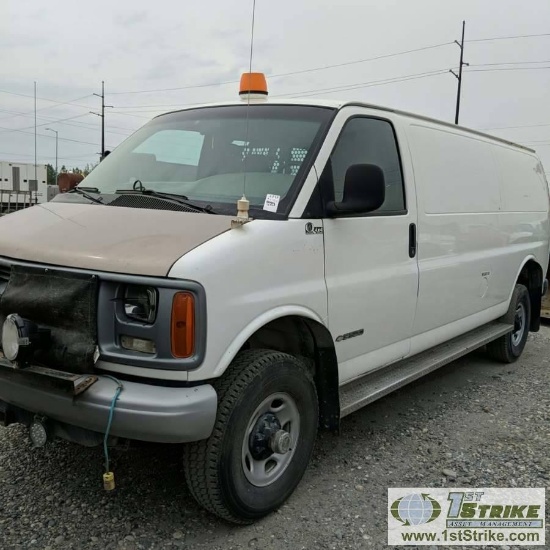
[{"left": 171, "top": 292, "right": 195, "bottom": 358}]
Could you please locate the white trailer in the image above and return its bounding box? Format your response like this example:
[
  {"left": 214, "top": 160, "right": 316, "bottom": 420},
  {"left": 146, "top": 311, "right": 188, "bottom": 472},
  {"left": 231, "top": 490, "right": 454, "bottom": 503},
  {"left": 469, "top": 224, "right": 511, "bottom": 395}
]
[{"left": 0, "top": 161, "right": 48, "bottom": 213}]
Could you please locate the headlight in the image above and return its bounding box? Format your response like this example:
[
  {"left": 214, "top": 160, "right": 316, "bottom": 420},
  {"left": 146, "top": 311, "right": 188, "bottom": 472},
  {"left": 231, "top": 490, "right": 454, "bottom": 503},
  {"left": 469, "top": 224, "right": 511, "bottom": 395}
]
[
  {"left": 1, "top": 314, "right": 23, "bottom": 361},
  {"left": 0, "top": 314, "right": 45, "bottom": 363},
  {"left": 124, "top": 286, "right": 158, "bottom": 324}
]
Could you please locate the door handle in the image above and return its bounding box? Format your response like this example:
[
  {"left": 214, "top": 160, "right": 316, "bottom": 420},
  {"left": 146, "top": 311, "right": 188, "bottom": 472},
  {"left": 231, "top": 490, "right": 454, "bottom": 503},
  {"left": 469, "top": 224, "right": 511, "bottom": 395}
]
[{"left": 409, "top": 223, "right": 417, "bottom": 258}]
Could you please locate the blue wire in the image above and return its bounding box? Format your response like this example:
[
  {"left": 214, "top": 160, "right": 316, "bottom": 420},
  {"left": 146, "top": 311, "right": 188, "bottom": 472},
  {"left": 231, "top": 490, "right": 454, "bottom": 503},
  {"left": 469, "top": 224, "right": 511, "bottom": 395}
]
[{"left": 103, "top": 375, "right": 123, "bottom": 473}]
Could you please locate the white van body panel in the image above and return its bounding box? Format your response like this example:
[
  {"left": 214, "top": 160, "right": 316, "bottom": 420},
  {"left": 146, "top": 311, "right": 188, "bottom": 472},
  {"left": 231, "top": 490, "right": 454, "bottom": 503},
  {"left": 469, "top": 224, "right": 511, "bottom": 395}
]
[
  {"left": 168, "top": 219, "right": 328, "bottom": 382},
  {"left": 164, "top": 105, "right": 547, "bottom": 384},
  {"left": 99, "top": 102, "right": 549, "bottom": 386},
  {"left": 404, "top": 118, "right": 549, "bottom": 353},
  {"left": 407, "top": 122, "right": 506, "bottom": 336},
  {"left": 311, "top": 107, "right": 420, "bottom": 384}
]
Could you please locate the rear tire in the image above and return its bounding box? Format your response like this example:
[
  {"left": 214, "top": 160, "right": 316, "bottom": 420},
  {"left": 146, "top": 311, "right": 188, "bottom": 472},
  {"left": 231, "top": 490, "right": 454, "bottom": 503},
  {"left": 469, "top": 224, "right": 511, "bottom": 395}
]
[
  {"left": 183, "top": 350, "right": 318, "bottom": 523},
  {"left": 487, "top": 284, "right": 530, "bottom": 363}
]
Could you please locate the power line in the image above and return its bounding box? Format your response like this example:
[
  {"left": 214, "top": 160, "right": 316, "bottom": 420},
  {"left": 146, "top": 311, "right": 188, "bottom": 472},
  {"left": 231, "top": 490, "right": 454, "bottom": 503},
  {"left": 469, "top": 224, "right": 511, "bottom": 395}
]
[
  {"left": 106, "top": 34, "right": 550, "bottom": 97},
  {"left": 465, "top": 66, "right": 550, "bottom": 73},
  {"left": 0, "top": 109, "right": 134, "bottom": 138},
  {"left": 87, "top": 63, "right": 550, "bottom": 116},
  {"left": 0, "top": 124, "right": 114, "bottom": 148},
  {"left": 0, "top": 113, "right": 92, "bottom": 135},
  {"left": 109, "top": 111, "right": 153, "bottom": 120},
  {"left": 110, "top": 69, "right": 451, "bottom": 113},
  {"left": 267, "top": 42, "right": 454, "bottom": 79},
  {"left": 1, "top": 33, "right": 549, "bottom": 112},
  {"left": 0, "top": 108, "right": 135, "bottom": 134},
  {"left": 108, "top": 64, "right": 550, "bottom": 114},
  {"left": 273, "top": 69, "right": 450, "bottom": 99},
  {"left": 0, "top": 90, "right": 93, "bottom": 110},
  {"left": 108, "top": 41, "right": 454, "bottom": 95},
  {"left": 1, "top": 33, "right": 547, "bottom": 133},
  {"left": 45, "top": 119, "right": 132, "bottom": 136},
  {"left": 113, "top": 101, "right": 205, "bottom": 110},
  {"left": 109, "top": 79, "right": 239, "bottom": 96},
  {"left": 470, "top": 60, "right": 550, "bottom": 67},
  {"left": 0, "top": 151, "right": 98, "bottom": 162},
  {"left": 0, "top": 93, "right": 95, "bottom": 127},
  {"left": 467, "top": 32, "right": 550, "bottom": 43}
]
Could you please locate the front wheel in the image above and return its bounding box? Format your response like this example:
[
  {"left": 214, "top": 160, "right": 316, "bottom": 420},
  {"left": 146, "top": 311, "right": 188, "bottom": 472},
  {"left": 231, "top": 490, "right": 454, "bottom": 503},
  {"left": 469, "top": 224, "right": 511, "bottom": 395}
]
[
  {"left": 487, "top": 284, "right": 531, "bottom": 363},
  {"left": 183, "top": 350, "right": 318, "bottom": 523}
]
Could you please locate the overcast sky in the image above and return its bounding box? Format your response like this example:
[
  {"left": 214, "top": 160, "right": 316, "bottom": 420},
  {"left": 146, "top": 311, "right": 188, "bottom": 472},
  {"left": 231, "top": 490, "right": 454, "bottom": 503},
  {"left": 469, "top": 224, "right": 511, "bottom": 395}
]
[{"left": 1, "top": 0, "right": 549, "bottom": 174}]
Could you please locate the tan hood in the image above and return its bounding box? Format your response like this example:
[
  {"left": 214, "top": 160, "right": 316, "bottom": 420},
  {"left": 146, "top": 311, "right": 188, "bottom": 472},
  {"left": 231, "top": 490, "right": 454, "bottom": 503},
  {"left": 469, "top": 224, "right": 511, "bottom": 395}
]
[{"left": 0, "top": 202, "right": 232, "bottom": 276}]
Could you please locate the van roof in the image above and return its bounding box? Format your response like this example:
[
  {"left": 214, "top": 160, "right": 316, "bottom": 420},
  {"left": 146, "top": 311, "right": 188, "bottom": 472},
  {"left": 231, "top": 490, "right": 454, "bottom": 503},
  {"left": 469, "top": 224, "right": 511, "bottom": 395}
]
[{"left": 157, "top": 99, "right": 535, "bottom": 154}]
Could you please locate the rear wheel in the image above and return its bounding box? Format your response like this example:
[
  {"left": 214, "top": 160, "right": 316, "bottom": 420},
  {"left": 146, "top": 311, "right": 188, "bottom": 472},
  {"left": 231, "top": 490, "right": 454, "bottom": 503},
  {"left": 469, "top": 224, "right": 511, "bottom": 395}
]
[
  {"left": 183, "top": 350, "right": 318, "bottom": 523},
  {"left": 487, "top": 284, "right": 530, "bottom": 363}
]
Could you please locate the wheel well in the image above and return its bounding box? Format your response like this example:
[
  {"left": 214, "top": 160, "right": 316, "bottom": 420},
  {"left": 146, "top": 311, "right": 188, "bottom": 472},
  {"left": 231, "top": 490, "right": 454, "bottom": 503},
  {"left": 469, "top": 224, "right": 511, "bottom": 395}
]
[
  {"left": 517, "top": 260, "right": 543, "bottom": 332},
  {"left": 240, "top": 316, "right": 340, "bottom": 432}
]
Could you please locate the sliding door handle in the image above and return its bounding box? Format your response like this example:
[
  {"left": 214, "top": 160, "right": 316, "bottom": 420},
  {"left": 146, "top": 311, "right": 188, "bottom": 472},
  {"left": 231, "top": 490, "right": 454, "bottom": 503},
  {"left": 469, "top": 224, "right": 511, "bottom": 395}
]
[{"left": 409, "top": 223, "right": 417, "bottom": 258}]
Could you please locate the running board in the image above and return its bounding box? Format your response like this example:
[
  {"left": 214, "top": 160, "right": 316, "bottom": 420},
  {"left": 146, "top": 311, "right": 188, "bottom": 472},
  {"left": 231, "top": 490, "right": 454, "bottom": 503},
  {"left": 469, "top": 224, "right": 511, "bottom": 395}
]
[{"left": 340, "top": 322, "right": 513, "bottom": 418}]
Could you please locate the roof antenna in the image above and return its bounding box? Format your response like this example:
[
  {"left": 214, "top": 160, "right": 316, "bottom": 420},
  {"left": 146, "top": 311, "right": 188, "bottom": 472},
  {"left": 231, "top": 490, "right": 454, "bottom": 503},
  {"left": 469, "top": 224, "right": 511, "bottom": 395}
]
[{"left": 232, "top": 0, "right": 257, "bottom": 229}]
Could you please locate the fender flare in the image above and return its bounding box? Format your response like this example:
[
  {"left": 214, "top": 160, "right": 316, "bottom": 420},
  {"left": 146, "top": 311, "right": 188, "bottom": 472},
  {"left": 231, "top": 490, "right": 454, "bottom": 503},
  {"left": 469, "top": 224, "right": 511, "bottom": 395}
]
[
  {"left": 510, "top": 255, "right": 543, "bottom": 331},
  {"left": 212, "top": 305, "right": 327, "bottom": 378},
  {"left": 212, "top": 306, "right": 340, "bottom": 431}
]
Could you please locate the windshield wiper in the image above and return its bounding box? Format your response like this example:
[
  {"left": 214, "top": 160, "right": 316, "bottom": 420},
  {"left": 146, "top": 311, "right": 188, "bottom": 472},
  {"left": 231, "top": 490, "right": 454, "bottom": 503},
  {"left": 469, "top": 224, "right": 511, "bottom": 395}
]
[
  {"left": 116, "top": 183, "right": 217, "bottom": 214},
  {"left": 69, "top": 187, "right": 104, "bottom": 204}
]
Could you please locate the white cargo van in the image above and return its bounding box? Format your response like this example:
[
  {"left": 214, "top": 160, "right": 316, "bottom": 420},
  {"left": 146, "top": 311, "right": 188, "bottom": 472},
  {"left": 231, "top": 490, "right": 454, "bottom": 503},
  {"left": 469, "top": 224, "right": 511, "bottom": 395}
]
[{"left": 0, "top": 81, "right": 548, "bottom": 523}]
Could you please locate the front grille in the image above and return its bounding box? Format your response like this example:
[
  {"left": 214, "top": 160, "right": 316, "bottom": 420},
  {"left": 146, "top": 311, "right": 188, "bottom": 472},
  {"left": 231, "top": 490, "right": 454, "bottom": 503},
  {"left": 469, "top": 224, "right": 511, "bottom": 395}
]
[
  {"left": 107, "top": 194, "right": 199, "bottom": 213},
  {"left": 0, "top": 263, "right": 10, "bottom": 284},
  {"left": 0, "top": 263, "right": 99, "bottom": 374}
]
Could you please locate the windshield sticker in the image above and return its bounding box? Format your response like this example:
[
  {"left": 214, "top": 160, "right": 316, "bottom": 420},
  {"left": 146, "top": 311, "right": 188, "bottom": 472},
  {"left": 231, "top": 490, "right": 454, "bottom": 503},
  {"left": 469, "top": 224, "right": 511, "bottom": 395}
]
[{"left": 263, "top": 194, "right": 280, "bottom": 213}]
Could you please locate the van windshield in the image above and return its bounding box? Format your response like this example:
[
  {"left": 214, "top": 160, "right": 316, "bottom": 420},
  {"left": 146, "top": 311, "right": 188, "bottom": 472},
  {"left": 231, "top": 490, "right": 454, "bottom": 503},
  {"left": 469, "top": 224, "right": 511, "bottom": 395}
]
[{"left": 82, "top": 104, "right": 334, "bottom": 216}]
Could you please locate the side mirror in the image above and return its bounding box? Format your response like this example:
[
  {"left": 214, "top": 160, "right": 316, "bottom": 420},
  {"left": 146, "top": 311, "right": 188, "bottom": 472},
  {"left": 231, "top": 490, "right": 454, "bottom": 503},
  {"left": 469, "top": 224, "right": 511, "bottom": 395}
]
[{"left": 326, "top": 164, "right": 385, "bottom": 216}]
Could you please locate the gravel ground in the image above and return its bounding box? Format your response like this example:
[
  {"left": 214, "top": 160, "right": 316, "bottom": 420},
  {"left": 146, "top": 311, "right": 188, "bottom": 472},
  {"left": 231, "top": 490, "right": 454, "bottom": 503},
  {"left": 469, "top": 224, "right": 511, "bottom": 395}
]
[{"left": 1, "top": 328, "right": 549, "bottom": 550}]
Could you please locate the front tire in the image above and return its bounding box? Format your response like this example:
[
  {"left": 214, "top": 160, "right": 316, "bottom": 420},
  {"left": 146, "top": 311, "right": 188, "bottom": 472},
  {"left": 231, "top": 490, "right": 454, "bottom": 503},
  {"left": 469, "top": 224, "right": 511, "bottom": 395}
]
[
  {"left": 183, "top": 350, "right": 318, "bottom": 523},
  {"left": 487, "top": 284, "right": 530, "bottom": 363}
]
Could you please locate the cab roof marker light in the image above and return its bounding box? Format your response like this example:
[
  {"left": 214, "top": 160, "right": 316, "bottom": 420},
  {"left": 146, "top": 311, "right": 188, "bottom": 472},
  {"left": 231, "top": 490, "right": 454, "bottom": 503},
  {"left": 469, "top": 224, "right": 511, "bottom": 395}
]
[{"left": 239, "top": 72, "right": 268, "bottom": 102}]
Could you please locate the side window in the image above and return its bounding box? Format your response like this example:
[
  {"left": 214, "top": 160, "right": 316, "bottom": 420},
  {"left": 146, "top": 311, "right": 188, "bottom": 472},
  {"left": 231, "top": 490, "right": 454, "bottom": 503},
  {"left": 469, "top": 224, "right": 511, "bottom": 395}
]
[{"left": 328, "top": 117, "right": 405, "bottom": 213}]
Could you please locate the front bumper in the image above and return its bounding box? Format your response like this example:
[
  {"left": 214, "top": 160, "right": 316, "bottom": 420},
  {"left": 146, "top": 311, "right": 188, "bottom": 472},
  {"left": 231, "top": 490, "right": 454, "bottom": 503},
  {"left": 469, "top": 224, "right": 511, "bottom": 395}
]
[{"left": 0, "top": 369, "right": 218, "bottom": 444}]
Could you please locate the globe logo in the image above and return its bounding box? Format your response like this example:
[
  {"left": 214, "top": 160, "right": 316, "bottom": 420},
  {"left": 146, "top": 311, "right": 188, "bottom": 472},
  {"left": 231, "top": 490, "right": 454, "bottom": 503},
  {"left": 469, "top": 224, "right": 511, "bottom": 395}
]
[{"left": 391, "top": 493, "right": 441, "bottom": 526}]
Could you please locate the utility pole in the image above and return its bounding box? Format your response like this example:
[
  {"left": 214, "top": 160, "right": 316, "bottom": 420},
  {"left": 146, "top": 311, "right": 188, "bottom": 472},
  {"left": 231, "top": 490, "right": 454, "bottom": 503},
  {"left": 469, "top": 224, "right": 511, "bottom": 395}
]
[
  {"left": 91, "top": 81, "right": 113, "bottom": 159},
  {"left": 34, "top": 81, "right": 37, "bottom": 181},
  {"left": 45, "top": 128, "right": 58, "bottom": 186},
  {"left": 450, "top": 21, "right": 469, "bottom": 125}
]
